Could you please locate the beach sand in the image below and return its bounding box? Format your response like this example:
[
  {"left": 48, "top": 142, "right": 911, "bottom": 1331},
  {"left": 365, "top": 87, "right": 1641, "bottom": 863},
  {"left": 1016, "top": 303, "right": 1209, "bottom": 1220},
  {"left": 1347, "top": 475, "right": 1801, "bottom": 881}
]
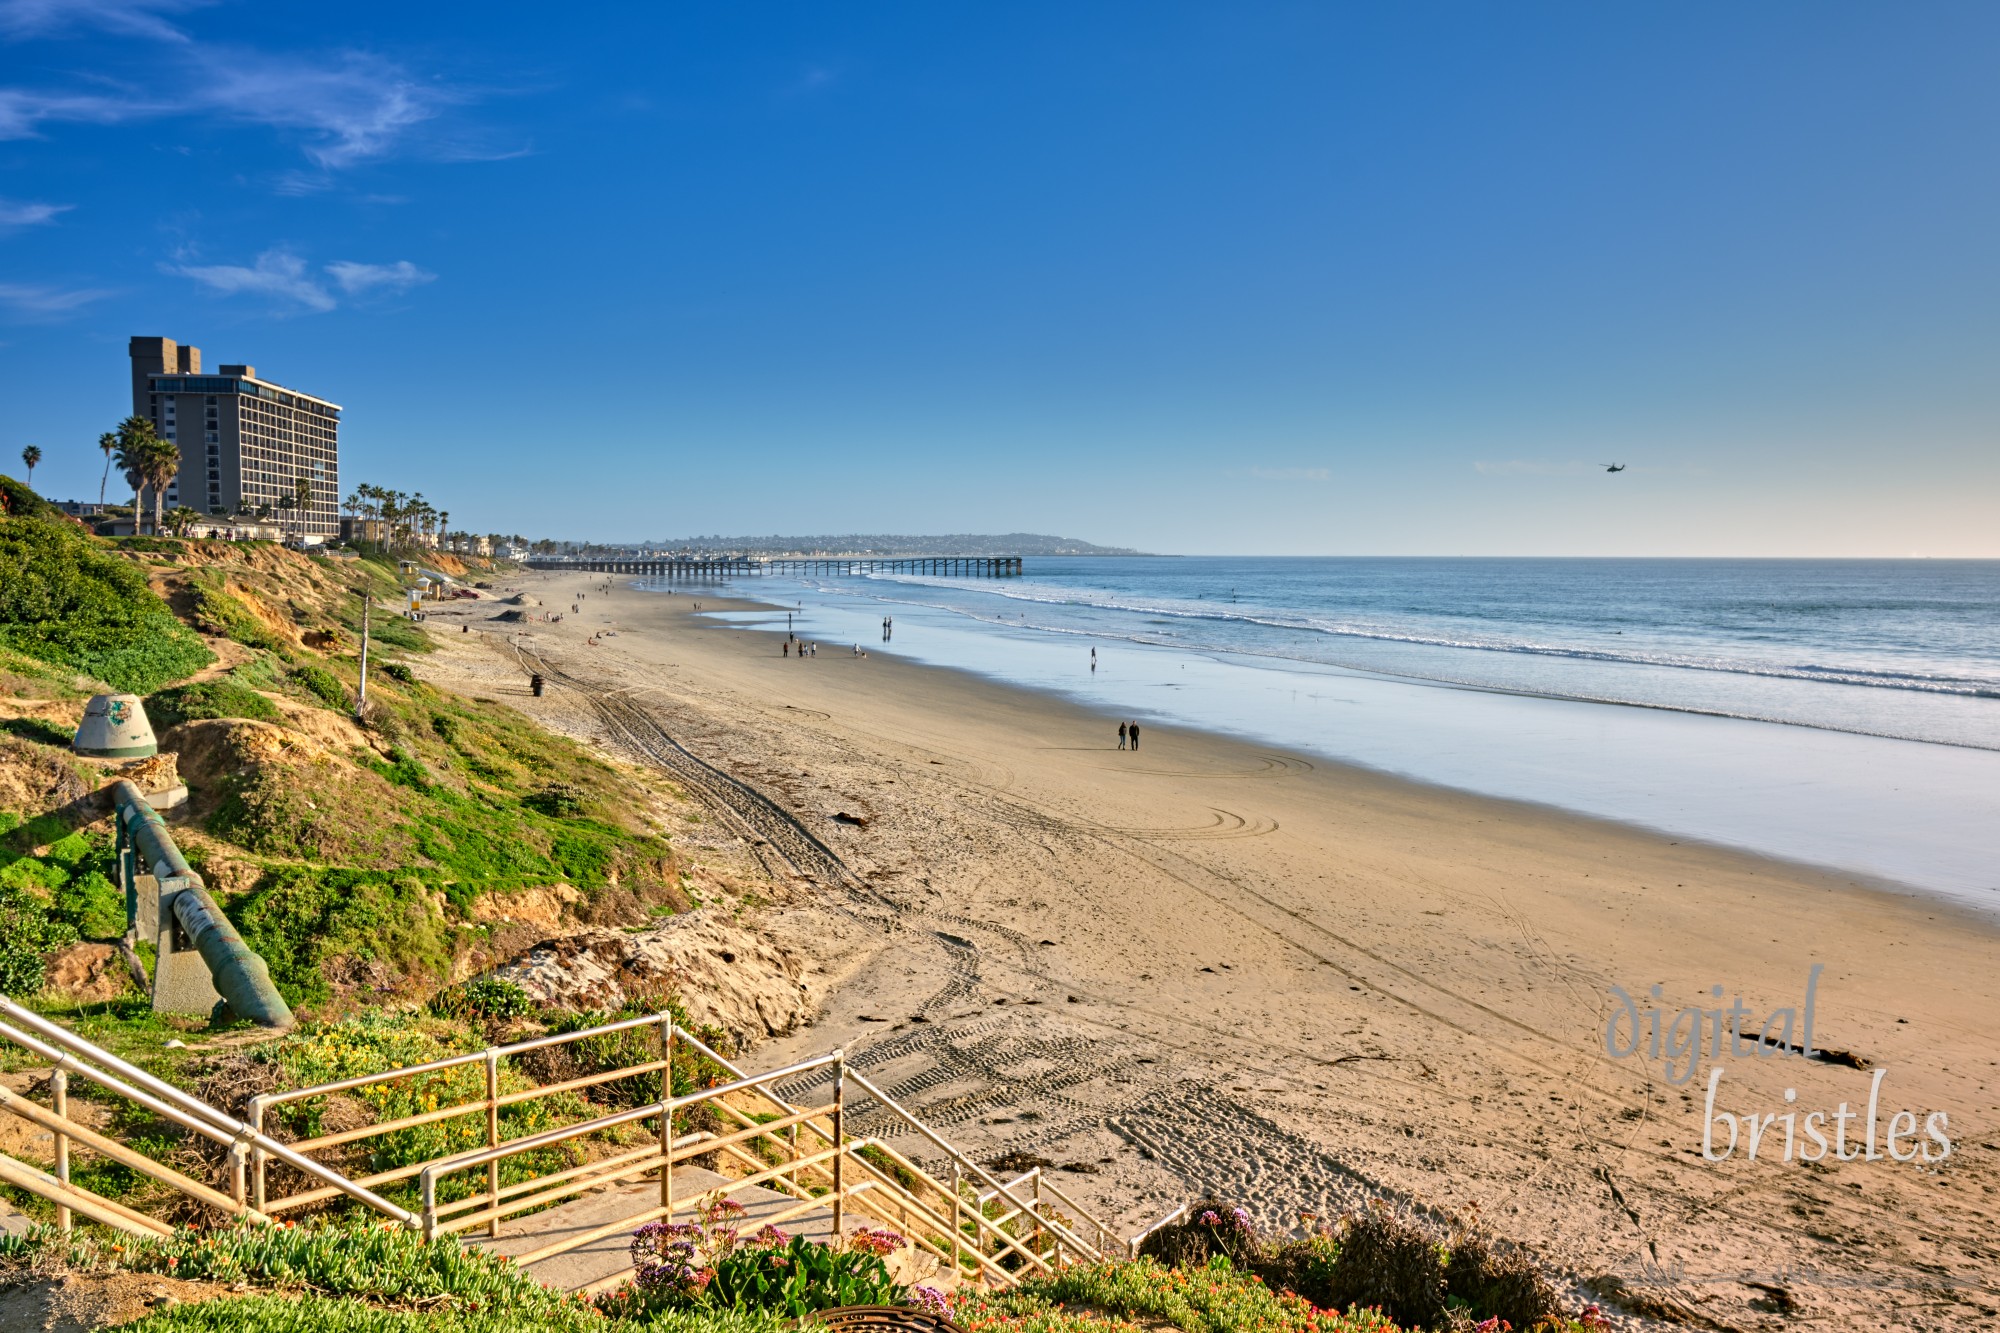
[{"left": 420, "top": 572, "right": 2000, "bottom": 1330}]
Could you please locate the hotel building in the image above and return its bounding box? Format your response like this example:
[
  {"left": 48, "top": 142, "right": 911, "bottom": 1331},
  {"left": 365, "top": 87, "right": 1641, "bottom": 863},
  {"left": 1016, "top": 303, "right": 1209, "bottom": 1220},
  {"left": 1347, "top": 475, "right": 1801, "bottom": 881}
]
[{"left": 128, "top": 336, "right": 342, "bottom": 541}]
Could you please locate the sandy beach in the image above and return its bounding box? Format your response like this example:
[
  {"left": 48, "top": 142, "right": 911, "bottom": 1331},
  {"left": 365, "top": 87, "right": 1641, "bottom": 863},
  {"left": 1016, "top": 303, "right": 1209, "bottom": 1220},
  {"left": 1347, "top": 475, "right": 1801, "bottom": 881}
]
[{"left": 418, "top": 572, "right": 2000, "bottom": 1331}]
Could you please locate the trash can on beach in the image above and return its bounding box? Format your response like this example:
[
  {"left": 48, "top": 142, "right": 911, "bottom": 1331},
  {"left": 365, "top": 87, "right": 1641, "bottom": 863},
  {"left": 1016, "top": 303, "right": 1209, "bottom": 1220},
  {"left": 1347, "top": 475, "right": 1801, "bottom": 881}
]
[{"left": 531, "top": 674, "right": 545, "bottom": 697}]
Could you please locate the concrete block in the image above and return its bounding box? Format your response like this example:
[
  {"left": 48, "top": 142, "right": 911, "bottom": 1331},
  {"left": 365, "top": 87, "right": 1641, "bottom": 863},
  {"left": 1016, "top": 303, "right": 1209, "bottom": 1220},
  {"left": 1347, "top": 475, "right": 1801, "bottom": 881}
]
[{"left": 152, "top": 879, "right": 223, "bottom": 1017}]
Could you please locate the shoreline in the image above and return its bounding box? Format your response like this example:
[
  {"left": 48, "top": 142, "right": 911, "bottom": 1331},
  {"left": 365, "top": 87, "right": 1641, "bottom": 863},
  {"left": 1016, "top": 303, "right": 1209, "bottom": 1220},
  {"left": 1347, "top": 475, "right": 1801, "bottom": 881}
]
[
  {"left": 425, "top": 571, "right": 2000, "bottom": 1330},
  {"left": 702, "top": 584, "right": 1966, "bottom": 913},
  {"left": 696, "top": 574, "right": 1999, "bottom": 905}
]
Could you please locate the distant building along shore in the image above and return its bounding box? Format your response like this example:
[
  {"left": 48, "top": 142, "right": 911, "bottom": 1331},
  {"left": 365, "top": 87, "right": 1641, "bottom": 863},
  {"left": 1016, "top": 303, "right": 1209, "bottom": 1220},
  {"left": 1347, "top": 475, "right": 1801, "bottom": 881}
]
[{"left": 129, "top": 336, "right": 342, "bottom": 542}]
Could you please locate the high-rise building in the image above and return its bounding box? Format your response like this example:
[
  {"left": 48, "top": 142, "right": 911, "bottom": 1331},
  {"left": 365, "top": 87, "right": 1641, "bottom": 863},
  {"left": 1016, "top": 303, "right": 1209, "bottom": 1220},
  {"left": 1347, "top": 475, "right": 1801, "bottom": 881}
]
[{"left": 128, "top": 336, "right": 342, "bottom": 541}]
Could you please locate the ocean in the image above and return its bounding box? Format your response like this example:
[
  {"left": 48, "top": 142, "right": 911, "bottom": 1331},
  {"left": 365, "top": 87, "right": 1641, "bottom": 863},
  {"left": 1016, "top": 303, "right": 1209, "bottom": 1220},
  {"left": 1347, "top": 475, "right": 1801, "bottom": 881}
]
[{"left": 657, "top": 558, "right": 2000, "bottom": 906}]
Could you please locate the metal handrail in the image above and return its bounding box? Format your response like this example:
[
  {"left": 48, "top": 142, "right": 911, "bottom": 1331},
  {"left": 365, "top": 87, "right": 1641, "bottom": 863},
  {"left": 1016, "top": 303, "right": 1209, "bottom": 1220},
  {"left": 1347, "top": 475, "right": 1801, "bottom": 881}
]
[
  {"left": 663, "top": 1025, "right": 1116, "bottom": 1265},
  {"left": 417, "top": 1052, "right": 838, "bottom": 1190},
  {"left": 0, "top": 997, "right": 1143, "bottom": 1283},
  {"left": 254, "top": 1010, "right": 675, "bottom": 1109},
  {"left": 1126, "top": 1203, "right": 1192, "bottom": 1256},
  {"left": 0, "top": 998, "right": 416, "bottom": 1227},
  {"left": 845, "top": 1069, "right": 1109, "bottom": 1264}
]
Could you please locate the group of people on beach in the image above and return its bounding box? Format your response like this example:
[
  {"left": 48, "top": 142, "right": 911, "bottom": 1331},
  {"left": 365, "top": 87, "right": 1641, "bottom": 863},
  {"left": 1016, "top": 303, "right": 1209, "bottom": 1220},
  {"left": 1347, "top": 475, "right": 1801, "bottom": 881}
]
[
  {"left": 882, "top": 616, "right": 893, "bottom": 642},
  {"left": 784, "top": 637, "right": 817, "bottom": 657},
  {"left": 1117, "top": 721, "right": 1141, "bottom": 750}
]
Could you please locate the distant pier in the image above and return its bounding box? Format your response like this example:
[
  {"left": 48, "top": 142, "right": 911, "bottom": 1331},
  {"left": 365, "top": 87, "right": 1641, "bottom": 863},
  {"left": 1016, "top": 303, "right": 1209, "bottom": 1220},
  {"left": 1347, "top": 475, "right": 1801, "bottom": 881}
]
[{"left": 524, "top": 556, "right": 1023, "bottom": 579}]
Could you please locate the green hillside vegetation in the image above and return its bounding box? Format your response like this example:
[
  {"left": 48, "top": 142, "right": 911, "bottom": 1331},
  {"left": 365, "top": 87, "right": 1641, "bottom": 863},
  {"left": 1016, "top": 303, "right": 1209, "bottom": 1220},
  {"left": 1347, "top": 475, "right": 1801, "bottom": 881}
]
[
  {"left": 0, "top": 512, "right": 214, "bottom": 694},
  {"left": 0, "top": 1215, "right": 1611, "bottom": 1333},
  {"left": 0, "top": 479, "right": 681, "bottom": 1012}
]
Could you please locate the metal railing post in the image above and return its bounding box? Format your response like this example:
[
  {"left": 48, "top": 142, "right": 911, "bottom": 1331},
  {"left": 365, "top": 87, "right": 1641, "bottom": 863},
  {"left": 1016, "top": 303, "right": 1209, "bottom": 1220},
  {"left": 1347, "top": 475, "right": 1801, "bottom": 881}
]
[
  {"left": 951, "top": 1161, "right": 962, "bottom": 1276},
  {"left": 830, "top": 1050, "right": 845, "bottom": 1242},
  {"left": 659, "top": 1023, "right": 674, "bottom": 1219},
  {"left": 248, "top": 1097, "right": 267, "bottom": 1213},
  {"left": 1032, "top": 1168, "right": 1044, "bottom": 1262},
  {"left": 484, "top": 1049, "right": 502, "bottom": 1238},
  {"left": 51, "top": 1069, "right": 70, "bottom": 1233},
  {"left": 228, "top": 1140, "right": 248, "bottom": 1207}
]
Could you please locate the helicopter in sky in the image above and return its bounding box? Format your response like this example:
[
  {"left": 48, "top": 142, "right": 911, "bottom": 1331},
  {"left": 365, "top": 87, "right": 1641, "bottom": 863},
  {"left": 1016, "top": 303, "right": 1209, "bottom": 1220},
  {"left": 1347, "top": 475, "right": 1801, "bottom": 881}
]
[{"left": 1601, "top": 463, "right": 1626, "bottom": 472}]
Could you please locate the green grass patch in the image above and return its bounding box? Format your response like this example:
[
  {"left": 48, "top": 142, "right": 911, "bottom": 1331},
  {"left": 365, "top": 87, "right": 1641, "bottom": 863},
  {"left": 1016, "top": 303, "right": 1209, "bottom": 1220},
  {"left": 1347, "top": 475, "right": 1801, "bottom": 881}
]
[
  {"left": 187, "top": 570, "right": 287, "bottom": 653},
  {"left": 0, "top": 642, "right": 99, "bottom": 699},
  {"left": 261, "top": 1014, "right": 580, "bottom": 1193},
  {"left": 148, "top": 676, "right": 282, "bottom": 730},
  {"left": 0, "top": 1219, "right": 594, "bottom": 1325},
  {"left": 0, "top": 516, "right": 213, "bottom": 693},
  {"left": 125, "top": 1294, "right": 798, "bottom": 1333},
  {"left": 0, "top": 828, "right": 122, "bottom": 991},
  {"left": 983, "top": 1259, "right": 1405, "bottom": 1333},
  {"left": 0, "top": 714, "right": 72, "bottom": 746},
  {"left": 231, "top": 869, "right": 455, "bottom": 1006},
  {"left": 290, "top": 661, "right": 350, "bottom": 710}
]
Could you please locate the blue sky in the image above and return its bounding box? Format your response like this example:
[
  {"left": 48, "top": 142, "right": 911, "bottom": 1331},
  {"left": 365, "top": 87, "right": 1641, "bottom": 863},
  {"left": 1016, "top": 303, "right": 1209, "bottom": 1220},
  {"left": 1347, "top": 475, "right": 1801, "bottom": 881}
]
[{"left": 2, "top": 1, "right": 1997, "bottom": 556}]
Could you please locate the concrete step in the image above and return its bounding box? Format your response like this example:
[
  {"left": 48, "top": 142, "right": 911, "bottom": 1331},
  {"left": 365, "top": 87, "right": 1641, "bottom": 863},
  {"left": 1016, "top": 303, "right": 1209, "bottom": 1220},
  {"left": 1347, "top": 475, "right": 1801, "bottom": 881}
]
[{"left": 469, "top": 1165, "right": 869, "bottom": 1294}]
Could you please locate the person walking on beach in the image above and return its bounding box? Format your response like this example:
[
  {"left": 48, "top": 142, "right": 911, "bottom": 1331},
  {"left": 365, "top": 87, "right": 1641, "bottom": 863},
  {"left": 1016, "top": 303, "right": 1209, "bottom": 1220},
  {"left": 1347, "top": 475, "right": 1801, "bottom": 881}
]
[
  {"left": 784, "top": 641, "right": 790, "bottom": 656},
  {"left": 1128, "top": 721, "right": 1141, "bottom": 750},
  {"left": 1117, "top": 722, "right": 1128, "bottom": 750},
  {"left": 1091, "top": 646, "right": 1097, "bottom": 673}
]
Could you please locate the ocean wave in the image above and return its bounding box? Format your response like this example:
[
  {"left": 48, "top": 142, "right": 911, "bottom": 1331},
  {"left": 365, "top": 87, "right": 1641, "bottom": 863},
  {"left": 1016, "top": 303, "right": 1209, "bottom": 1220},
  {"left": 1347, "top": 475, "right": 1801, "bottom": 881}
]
[{"left": 855, "top": 573, "right": 2000, "bottom": 698}]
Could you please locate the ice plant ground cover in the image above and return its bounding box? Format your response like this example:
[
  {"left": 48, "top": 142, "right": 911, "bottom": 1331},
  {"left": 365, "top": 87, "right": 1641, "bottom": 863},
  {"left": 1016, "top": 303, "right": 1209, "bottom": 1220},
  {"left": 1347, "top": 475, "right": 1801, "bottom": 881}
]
[
  {"left": 603, "top": 1199, "right": 925, "bottom": 1320},
  {"left": 962, "top": 1258, "right": 1613, "bottom": 1333},
  {"left": 0, "top": 1217, "right": 1612, "bottom": 1332}
]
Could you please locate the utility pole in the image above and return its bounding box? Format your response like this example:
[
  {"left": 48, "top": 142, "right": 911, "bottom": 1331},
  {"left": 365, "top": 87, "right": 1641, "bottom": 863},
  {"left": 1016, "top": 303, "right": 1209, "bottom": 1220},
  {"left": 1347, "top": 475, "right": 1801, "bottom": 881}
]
[{"left": 355, "top": 592, "right": 371, "bottom": 721}]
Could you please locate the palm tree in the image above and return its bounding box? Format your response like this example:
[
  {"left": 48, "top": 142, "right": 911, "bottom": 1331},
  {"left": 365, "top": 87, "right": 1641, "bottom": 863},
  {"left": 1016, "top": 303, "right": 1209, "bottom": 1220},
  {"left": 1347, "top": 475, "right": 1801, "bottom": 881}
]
[
  {"left": 98, "top": 433, "right": 115, "bottom": 506},
  {"left": 165, "top": 506, "right": 199, "bottom": 537},
  {"left": 19, "top": 446, "right": 40, "bottom": 488},
  {"left": 111, "top": 417, "right": 179, "bottom": 536},
  {"left": 293, "top": 476, "right": 314, "bottom": 544}
]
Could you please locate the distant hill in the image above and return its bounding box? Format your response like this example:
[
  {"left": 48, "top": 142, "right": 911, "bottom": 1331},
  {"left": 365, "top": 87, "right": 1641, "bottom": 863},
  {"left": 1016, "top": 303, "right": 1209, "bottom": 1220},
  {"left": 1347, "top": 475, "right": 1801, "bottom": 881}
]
[{"left": 644, "top": 533, "right": 1144, "bottom": 557}]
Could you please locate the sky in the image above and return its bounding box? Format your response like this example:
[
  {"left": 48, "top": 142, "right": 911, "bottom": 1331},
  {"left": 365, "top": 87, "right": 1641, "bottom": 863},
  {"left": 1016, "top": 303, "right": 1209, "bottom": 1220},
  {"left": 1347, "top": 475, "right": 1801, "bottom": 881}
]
[{"left": 2, "top": 1, "right": 1997, "bottom": 556}]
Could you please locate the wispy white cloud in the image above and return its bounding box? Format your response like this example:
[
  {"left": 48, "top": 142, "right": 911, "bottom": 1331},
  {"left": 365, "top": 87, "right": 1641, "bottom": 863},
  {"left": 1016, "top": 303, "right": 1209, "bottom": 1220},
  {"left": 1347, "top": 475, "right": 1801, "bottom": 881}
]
[
  {"left": 0, "top": 0, "right": 204, "bottom": 44},
  {"left": 198, "top": 50, "right": 458, "bottom": 169},
  {"left": 168, "top": 247, "right": 435, "bottom": 312},
  {"left": 326, "top": 258, "right": 434, "bottom": 296},
  {"left": 0, "top": 86, "right": 165, "bottom": 139},
  {"left": 0, "top": 197, "right": 70, "bottom": 228},
  {"left": 0, "top": 8, "right": 470, "bottom": 177},
  {"left": 169, "top": 248, "right": 337, "bottom": 312},
  {"left": 0, "top": 280, "right": 115, "bottom": 316},
  {"left": 1247, "top": 466, "right": 1330, "bottom": 482}
]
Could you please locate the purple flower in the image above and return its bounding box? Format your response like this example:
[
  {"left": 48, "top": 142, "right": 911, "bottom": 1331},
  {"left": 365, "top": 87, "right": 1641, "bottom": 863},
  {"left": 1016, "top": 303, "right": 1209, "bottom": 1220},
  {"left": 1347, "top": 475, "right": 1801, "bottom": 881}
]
[{"left": 849, "top": 1227, "right": 906, "bottom": 1257}]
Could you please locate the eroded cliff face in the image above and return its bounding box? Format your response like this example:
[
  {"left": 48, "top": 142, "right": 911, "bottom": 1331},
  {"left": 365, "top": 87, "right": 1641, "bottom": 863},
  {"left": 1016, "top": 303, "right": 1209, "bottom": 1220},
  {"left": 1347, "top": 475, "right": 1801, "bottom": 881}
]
[{"left": 486, "top": 909, "right": 813, "bottom": 1051}]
